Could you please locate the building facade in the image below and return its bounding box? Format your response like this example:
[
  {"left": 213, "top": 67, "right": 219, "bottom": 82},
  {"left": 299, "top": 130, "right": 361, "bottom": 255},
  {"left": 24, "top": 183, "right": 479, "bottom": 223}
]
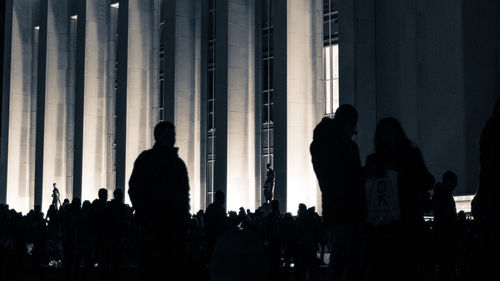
[
  {"left": 0, "top": 0, "right": 337, "bottom": 213},
  {"left": 3, "top": 0, "right": 496, "bottom": 214}
]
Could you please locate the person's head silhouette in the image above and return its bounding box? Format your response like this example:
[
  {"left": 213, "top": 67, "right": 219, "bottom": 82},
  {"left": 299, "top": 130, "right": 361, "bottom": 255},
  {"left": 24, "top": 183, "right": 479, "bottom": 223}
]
[
  {"left": 98, "top": 188, "right": 108, "bottom": 201},
  {"left": 374, "top": 117, "right": 410, "bottom": 154},
  {"left": 442, "top": 171, "right": 458, "bottom": 192},
  {"left": 113, "top": 189, "right": 124, "bottom": 202},
  {"left": 334, "top": 104, "right": 358, "bottom": 139},
  {"left": 154, "top": 121, "right": 176, "bottom": 148},
  {"left": 215, "top": 190, "right": 225, "bottom": 205},
  {"left": 298, "top": 203, "right": 307, "bottom": 217},
  {"left": 72, "top": 197, "right": 81, "bottom": 208}
]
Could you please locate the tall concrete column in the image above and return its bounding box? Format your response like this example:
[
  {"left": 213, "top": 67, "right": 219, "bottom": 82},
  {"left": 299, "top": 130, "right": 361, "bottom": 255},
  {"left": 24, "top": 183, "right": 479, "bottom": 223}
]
[
  {"left": 171, "top": 0, "right": 203, "bottom": 212},
  {"left": 119, "top": 0, "right": 158, "bottom": 202},
  {"left": 225, "top": 0, "right": 256, "bottom": 211},
  {"left": 1, "top": 0, "right": 39, "bottom": 212},
  {"left": 338, "top": 0, "right": 377, "bottom": 162},
  {"left": 76, "top": 0, "right": 117, "bottom": 202},
  {"left": 212, "top": 0, "right": 257, "bottom": 211},
  {"left": 274, "top": 0, "right": 323, "bottom": 212},
  {"left": 37, "top": 0, "right": 75, "bottom": 210},
  {"left": 341, "top": 0, "right": 469, "bottom": 194}
]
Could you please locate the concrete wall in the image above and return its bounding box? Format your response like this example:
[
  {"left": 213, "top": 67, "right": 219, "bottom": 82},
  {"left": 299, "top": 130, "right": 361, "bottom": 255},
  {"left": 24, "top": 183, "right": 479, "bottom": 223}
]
[
  {"left": 42, "top": 0, "right": 74, "bottom": 209},
  {"left": 286, "top": 0, "right": 323, "bottom": 212},
  {"left": 124, "top": 0, "right": 158, "bottom": 203},
  {"left": 340, "top": 0, "right": 499, "bottom": 195},
  {"left": 80, "top": 0, "right": 114, "bottom": 202},
  {"left": 174, "top": 0, "right": 203, "bottom": 212},
  {"left": 4, "top": 0, "right": 38, "bottom": 212}
]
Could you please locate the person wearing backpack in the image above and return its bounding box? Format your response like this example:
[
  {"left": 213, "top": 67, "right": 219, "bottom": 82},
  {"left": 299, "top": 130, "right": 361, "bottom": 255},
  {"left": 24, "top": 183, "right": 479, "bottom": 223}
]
[{"left": 364, "top": 117, "right": 435, "bottom": 281}]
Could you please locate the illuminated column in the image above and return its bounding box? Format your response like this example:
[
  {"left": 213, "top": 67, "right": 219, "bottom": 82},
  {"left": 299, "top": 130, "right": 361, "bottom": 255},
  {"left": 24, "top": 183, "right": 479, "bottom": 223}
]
[
  {"left": 75, "top": 0, "right": 116, "bottom": 202},
  {"left": 274, "top": 0, "right": 324, "bottom": 212},
  {"left": 115, "top": 0, "right": 158, "bottom": 202},
  {"left": 225, "top": 0, "right": 256, "bottom": 211},
  {"left": 0, "top": 0, "right": 38, "bottom": 212},
  {"left": 211, "top": 0, "right": 256, "bottom": 211},
  {"left": 170, "top": 0, "right": 203, "bottom": 212},
  {"left": 33, "top": 0, "right": 75, "bottom": 210}
]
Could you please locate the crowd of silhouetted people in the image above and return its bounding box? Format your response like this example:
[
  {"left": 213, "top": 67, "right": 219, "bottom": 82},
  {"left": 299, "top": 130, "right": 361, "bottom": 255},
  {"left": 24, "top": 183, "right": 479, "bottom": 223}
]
[
  {"left": 0, "top": 99, "right": 499, "bottom": 281},
  {"left": 0, "top": 190, "right": 488, "bottom": 281}
]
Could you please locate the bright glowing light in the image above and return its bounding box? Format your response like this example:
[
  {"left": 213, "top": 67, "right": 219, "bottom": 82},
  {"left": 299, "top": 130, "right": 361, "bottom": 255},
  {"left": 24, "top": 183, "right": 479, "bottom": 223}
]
[
  {"left": 34, "top": 26, "right": 40, "bottom": 30},
  {"left": 454, "top": 194, "right": 474, "bottom": 213},
  {"left": 70, "top": 15, "right": 78, "bottom": 20},
  {"left": 110, "top": 2, "right": 119, "bottom": 8}
]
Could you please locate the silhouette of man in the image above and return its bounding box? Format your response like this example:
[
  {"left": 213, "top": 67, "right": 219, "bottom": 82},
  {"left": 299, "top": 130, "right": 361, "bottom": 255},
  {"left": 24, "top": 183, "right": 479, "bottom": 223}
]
[
  {"left": 90, "top": 188, "right": 109, "bottom": 279},
  {"left": 51, "top": 183, "right": 61, "bottom": 209},
  {"left": 310, "top": 105, "right": 367, "bottom": 281},
  {"left": 129, "top": 121, "right": 190, "bottom": 281},
  {"left": 433, "top": 171, "right": 458, "bottom": 281},
  {"left": 263, "top": 164, "right": 275, "bottom": 203},
  {"left": 107, "top": 189, "right": 128, "bottom": 281},
  {"left": 205, "top": 190, "right": 228, "bottom": 261},
  {"left": 474, "top": 99, "right": 500, "bottom": 281}
]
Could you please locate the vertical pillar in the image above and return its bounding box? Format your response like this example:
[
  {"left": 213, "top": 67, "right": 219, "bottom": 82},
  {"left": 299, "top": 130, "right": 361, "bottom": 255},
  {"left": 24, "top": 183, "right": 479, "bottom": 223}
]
[
  {"left": 225, "top": 0, "right": 256, "bottom": 211},
  {"left": 284, "top": 0, "right": 323, "bottom": 212},
  {"left": 0, "top": 0, "right": 13, "bottom": 205},
  {"left": 163, "top": 0, "right": 176, "bottom": 123},
  {"left": 34, "top": 0, "right": 48, "bottom": 208},
  {"left": 3, "top": 0, "right": 40, "bottom": 212},
  {"left": 214, "top": 0, "right": 229, "bottom": 202},
  {"left": 73, "top": 0, "right": 86, "bottom": 201},
  {"left": 272, "top": 0, "right": 287, "bottom": 213},
  {"left": 211, "top": 0, "right": 257, "bottom": 211},
  {"left": 37, "top": 0, "right": 75, "bottom": 209},
  {"left": 79, "top": 0, "right": 117, "bottom": 202},
  {"left": 115, "top": 0, "right": 128, "bottom": 195},
  {"left": 119, "top": 0, "right": 158, "bottom": 202},
  {"left": 173, "top": 0, "right": 203, "bottom": 212}
]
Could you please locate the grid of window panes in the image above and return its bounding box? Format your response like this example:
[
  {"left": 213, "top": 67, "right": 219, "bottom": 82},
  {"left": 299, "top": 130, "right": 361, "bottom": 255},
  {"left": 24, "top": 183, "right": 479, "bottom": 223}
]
[
  {"left": 323, "top": 0, "right": 339, "bottom": 116},
  {"left": 110, "top": 2, "right": 119, "bottom": 175},
  {"left": 158, "top": 0, "right": 166, "bottom": 121},
  {"left": 206, "top": 0, "right": 216, "bottom": 205},
  {"left": 261, "top": 0, "right": 274, "bottom": 181}
]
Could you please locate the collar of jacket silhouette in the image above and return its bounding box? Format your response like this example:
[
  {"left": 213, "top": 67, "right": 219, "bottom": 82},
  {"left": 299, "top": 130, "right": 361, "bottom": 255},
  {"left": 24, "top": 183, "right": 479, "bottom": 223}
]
[{"left": 152, "top": 143, "right": 179, "bottom": 154}]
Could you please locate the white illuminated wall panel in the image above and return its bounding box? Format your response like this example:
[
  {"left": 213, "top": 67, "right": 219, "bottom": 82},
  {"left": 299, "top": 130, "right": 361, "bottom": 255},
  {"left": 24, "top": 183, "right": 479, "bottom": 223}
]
[
  {"left": 124, "top": 0, "right": 158, "bottom": 203},
  {"left": 226, "top": 0, "right": 256, "bottom": 211},
  {"left": 286, "top": 0, "right": 323, "bottom": 212},
  {"left": 81, "top": 0, "right": 115, "bottom": 202},
  {"left": 174, "top": 0, "right": 203, "bottom": 213},
  {"left": 42, "top": 0, "right": 74, "bottom": 210},
  {"left": 5, "top": 0, "right": 38, "bottom": 213}
]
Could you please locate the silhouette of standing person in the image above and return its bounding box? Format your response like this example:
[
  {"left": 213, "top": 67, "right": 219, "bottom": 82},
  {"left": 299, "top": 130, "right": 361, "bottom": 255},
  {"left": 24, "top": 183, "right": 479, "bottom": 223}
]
[
  {"left": 129, "top": 121, "right": 190, "bottom": 281},
  {"left": 263, "top": 164, "right": 275, "bottom": 203},
  {"left": 433, "top": 171, "right": 458, "bottom": 281},
  {"left": 205, "top": 190, "right": 228, "bottom": 262},
  {"left": 51, "top": 183, "right": 61, "bottom": 210},
  {"left": 474, "top": 99, "right": 500, "bottom": 281},
  {"left": 310, "top": 105, "right": 367, "bottom": 281},
  {"left": 364, "top": 117, "right": 434, "bottom": 281}
]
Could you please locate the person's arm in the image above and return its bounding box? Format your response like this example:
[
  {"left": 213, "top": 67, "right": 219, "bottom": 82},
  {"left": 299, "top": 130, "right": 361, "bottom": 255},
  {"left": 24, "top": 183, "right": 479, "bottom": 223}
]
[
  {"left": 128, "top": 153, "right": 146, "bottom": 212},
  {"left": 177, "top": 159, "right": 191, "bottom": 220}
]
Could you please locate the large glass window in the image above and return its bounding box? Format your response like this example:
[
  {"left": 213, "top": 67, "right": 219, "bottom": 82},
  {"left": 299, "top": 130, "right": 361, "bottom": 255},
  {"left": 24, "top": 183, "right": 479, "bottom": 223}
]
[
  {"left": 206, "top": 0, "right": 216, "bottom": 205},
  {"left": 158, "top": 0, "right": 166, "bottom": 121},
  {"left": 261, "top": 0, "right": 274, "bottom": 191},
  {"left": 323, "top": 0, "right": 339, "bottom": 116}
]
